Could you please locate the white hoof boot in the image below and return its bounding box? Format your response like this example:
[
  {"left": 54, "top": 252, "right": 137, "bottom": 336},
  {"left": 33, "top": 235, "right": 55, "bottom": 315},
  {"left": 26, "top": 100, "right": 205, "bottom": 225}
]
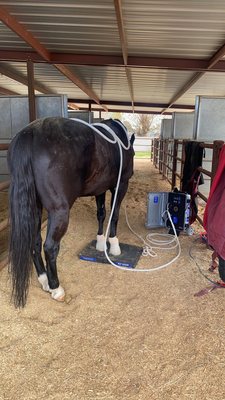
[
  {"left": 50, "top": 285, "right": 65, "bottom": 302},
  {"left": 109, "top": 236, "right": 121, "bottom": 256},
  {"left": 96, "top": 234, "right": 107, "bottom": 252},
  {"left": 38, "top": 273, "right": 50, "bottom": 292}
]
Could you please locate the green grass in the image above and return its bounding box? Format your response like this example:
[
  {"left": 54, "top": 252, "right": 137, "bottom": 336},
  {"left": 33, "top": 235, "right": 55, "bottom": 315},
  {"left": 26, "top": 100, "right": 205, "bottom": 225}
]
[{"left": 134, "top": 151, "right": 151, "bottom": 159}]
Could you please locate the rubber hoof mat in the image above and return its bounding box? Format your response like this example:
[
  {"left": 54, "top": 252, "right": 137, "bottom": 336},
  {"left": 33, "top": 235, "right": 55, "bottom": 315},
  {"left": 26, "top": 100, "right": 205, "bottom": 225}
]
[{"left": 79, "top": 240, "right": 143, "bottom": 269}]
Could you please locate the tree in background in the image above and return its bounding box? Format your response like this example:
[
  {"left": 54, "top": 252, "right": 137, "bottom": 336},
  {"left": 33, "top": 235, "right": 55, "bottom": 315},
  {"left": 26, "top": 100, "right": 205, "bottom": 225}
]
[
  {"left": 109, "top": 112, "right": 134, "bottom": 131},
  {"left": 123, "top": 114, "right": 161, "bottom": 137},
  {"left": 135, "top": 115, "right": 154, "bottom": 136},
  {"left": 105, "top": 112, "right": 162, "bottom": 137}
]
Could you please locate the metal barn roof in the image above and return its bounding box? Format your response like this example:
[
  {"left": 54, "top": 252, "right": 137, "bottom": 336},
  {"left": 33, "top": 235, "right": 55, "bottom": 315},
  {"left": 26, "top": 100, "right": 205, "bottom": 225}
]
[{"left": 1, "top": 1, "right": 225, "bottom": 114}]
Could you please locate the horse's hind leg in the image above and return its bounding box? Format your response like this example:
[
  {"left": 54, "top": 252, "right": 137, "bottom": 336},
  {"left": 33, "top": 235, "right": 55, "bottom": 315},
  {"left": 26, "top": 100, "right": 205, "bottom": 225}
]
[
  {"left": 33, "top": 202, "right": 49, "bottom": 292},
  {"left": 44, "top": 207, "right": 69, "bottom": 301},
  {"left": 95, "top": 193, "right": 107, "bottom": 251},
  {"left": 109, "top": 182, "right": 129, "bottom": 256}
]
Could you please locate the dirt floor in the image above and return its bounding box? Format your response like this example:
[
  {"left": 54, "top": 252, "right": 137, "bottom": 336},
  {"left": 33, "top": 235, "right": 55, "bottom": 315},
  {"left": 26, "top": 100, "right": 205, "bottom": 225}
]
[{"left": 0, "top": 159, "right": 225, "bottom": 400}]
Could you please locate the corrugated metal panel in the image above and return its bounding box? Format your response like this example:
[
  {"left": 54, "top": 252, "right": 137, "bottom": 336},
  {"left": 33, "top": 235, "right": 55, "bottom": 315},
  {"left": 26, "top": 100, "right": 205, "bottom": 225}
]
[
  {"left": 0, "top": 72, "right": 28, "bottom": 94},
  {"left": 1, "top": 0, "right": 225, "bottom": 58},
  {"left": 1, "top": 61, "right": 90, "bottom": 98},
  {"left": 123, "top": 0, "right": 225, "bottom": 59},
  {"left": 130, "top": 68, "right": 194, "bottom": 103},
  {"left": 0, "top": 1, "right": 121, "bottom": 54},
  {"left": 34, "top": 63, "right": 89, "bottom": 99},
  {"left": 68, "top": 65, "right": 130, "bottom": 101},
  {"left": 1, "top": 61, "right": 130, "bottom": 104},
  {"left": 1, "top": 1, "right": 225, "bottom": 112},
  {"left": 178, "top": 72, "right": 225, "bottom": 105},
  {"left": 0, "top": 22, "right": 32, "bottom": 50}
]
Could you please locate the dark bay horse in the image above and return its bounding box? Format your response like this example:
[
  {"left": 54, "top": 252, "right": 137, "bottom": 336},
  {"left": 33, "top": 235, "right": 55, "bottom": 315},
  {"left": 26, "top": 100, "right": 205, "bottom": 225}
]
[{"left": 7, "top": 117, "right": 135, "bottom": 307}]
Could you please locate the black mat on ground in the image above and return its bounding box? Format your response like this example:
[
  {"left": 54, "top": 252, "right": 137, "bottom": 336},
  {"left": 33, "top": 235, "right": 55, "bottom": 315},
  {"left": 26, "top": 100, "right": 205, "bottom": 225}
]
[{"left": 79, "top": 240, "right": 143, "bottom": 269}]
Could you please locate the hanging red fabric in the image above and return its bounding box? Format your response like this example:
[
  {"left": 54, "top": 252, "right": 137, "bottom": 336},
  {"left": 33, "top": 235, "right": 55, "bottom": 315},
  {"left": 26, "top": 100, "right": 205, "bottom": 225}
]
[{"left": 203, "top": 145, "right": 225, "bottom": 259}]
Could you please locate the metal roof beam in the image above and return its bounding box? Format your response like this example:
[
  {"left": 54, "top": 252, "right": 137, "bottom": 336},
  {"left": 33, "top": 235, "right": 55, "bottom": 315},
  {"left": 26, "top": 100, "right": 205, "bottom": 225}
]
[
  {"left": 114, "top": 0, "right": 128, "bottom": 66},
  {"left": 208, "top": 42, "right": 225, "bottom": 69},
  {"left": 3, "top": 50, "right": 225, "bottom": 73},
  {"left": 68, "top": 102, "right": 80, "bottom": 110},
  {"left": 125, "top": 68, "right": 134, "bottom": 112},
  {"left": 114, "top": 0, "right": 134, "bottom": 111},
  {"left": 0, "top": 86, "right": 19, "bottom": 95},
  {"left": 68, "top": 98, "right": 194, "bottom": 110},
  {"left": 78, "top": 106, "right": 172, "bottom": 115},
  {"left": 0, "top": 50, "right": 45, "bottom": 63},
  {"left": 51, "top": 53, "right": 213, "bottom": 70}
]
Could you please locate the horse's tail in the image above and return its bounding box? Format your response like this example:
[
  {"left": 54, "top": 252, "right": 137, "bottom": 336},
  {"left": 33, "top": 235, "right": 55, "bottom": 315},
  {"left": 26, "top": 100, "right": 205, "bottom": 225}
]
[{"left": 7, "top": 128, "right": 38, "bottom": 308}]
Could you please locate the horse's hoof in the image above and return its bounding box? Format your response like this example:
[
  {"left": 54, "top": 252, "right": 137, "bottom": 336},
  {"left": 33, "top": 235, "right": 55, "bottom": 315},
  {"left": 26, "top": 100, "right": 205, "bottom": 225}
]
[
  {"left": 96, "top": 234, "right": 107, "bottom": 252},
  {"left": 110, "top": 247, "right": 121, "bottom": 256},
  {"left": 109, "top": 236, "right": 121, "bottom": 256},
  {"left": 54, "top": 294, "right": 65, "bottom": 302},
  {"left": 38, "top": 273, "right": 50, "bottom": 292},
  {"left": 50, "top": 285, "right": 65, "bottom": 301}
]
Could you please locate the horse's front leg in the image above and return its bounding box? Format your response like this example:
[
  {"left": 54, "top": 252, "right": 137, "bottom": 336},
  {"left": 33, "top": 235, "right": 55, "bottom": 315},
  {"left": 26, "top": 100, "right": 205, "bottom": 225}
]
[
  {"left": 43, "top": 208, "right": 69, "bottom": 301},
  {"left": 95, "top": 193, "right": 107, "bottom": 252},
  {"left": 109, "top": 182, "right": 129, "bottom": 256}
]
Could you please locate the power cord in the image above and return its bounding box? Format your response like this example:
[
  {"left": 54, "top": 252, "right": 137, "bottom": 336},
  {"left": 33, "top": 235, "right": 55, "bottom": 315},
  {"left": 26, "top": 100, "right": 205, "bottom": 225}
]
[
  {"left": 189, "top": 236, "right": 224, "bottom": 287},
  {"left": 123, "top": 205, "right": 181, "bottom": 272}
]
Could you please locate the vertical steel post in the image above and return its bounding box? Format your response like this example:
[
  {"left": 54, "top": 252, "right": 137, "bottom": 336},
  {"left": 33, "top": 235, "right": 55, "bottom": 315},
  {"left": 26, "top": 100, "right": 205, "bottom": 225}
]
[
  {"left": 27, "top": 59, "right": 36, "bottom": 122},
  {"left": 159, "top": 139, "right": 163, "bottom": 173},
  {"left": 171, "top": 139, "right": 178, "bottom": 189},
  {"left": 88, "top": 101, "right": 92, "bottom": 123},
  {"left": 162, "top": 139, "right": 168, "bottom": 178},
  {"left": 180, "top": 140, "right": 189, "bottom": 191}
]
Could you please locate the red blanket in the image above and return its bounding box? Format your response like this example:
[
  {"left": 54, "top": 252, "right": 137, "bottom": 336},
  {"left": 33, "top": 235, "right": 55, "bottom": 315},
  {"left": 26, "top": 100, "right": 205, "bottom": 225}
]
[{"left": 203, "top": 145, "right": 225, "bottom": 259}]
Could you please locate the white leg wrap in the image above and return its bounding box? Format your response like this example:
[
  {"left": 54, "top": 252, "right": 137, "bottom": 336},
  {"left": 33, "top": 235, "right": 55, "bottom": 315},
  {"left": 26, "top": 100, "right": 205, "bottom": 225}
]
[
  {"left": 50, "top": 285, "right": 65, "bottom": 301},
  {"left": 38, "top": 273, "right": 50, "bottom": 292},
  {"left": 96, "top": 234, "right": 107, "bottom": 252},
  {"left": 109, "top": 236, "right": 121, "bottom": 256}
]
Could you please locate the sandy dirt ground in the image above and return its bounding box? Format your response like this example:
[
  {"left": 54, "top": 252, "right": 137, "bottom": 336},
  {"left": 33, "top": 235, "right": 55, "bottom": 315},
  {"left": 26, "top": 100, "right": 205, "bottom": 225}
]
[{"left": 0, "top": 159, "right": 225, "bottom": 400}]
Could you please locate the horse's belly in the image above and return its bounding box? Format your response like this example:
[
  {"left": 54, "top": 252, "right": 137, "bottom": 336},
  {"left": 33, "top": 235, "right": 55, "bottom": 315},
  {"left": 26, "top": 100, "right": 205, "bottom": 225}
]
[{"left": 81, "top": 178, "right": 115, "bottom": 197}]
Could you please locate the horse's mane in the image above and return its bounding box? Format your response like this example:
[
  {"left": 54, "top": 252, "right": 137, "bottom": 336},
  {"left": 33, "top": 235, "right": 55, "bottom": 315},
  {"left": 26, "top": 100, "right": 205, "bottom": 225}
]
[{"left": 99, "top": 119, "right": 129, "bottom": 147}]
